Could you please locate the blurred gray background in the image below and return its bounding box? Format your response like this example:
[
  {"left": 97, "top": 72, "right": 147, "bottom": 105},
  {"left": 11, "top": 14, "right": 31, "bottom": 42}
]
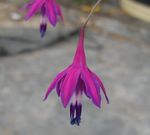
[{"left": 0, "top": 0, "right": 150, "bottom": 135}]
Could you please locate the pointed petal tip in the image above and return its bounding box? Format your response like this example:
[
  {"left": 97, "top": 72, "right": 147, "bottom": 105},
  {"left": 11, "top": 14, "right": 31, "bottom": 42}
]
[
  {"left": 43, "top": 87, "right": 53, "bottom": 101},
  {"left": 43, "top": 94, "right": 48, "bottom": 101},
  {"left": 97, "top": 105, "right": 101, "bottom": 109},
  {"left": 24, "top": 12, "right": 32, "bottom": 20},
  {"left": 47, "top": 12, "right": 57, "bottom": 27},
  {"left": 60, "top": 91, "right": 71, "bottom": 108},
  {"left": 61, "top": 100, "right": 68, "bottom": 108},
  {"left": 92, "top": 94, "right": 101, "bottom": 108},
  {"left": 51, "top": 21, "right": 57, "bottom": 27},
  {"left": 60, "top": 93, "right": 68, "bottom": 108},
  {"left": 94, "top": 100, "right": 101, "bottom": 108},
  {"left": 63, "top": 104, "right": 67, "bottom": 108},
  {"left": 43, "top": 97, "right": 46, "bottom": 101},
  {"left": 88, "top": 69, "right": 109, "bottom": 105},
  {"left": 103, "top": 92, "right": 109, "bottom": 104},
  {"left": 106, "top": 98, "right": 110, "bottom": 104}
]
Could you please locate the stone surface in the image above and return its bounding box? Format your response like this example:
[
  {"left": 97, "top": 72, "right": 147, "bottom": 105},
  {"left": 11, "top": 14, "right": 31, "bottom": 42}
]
[
  {"left": 63, "top": 5, "right": 150, "bottom": 45},
  {"left": 0, "top": 26, "right": 78, "bottom": 55},
  {"left": 0, "top": 26, "right": 150, "bottom": 135}
]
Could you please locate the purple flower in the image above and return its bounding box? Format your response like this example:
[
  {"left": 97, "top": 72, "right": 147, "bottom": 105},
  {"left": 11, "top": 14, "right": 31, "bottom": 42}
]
[
  {"left": 44, "top": 27, "right": 109, "bottom": 125},
  {"left": 24, "top": 0, "right": 63, "bottom": 37}
]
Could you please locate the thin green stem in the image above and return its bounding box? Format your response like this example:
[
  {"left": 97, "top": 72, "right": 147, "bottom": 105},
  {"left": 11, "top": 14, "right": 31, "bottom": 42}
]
[{"left": 83, "top": 0, "right": 102, "bottom": 28}]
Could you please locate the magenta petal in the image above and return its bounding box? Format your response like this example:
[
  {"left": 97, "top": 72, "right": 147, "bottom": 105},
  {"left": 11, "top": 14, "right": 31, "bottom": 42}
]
[
  {"left": 46, "top": 0, "right": 57, "bottom": 26},
  {"left": 56, "top": 77, "right": 64, "bottom": 96},
  {"left": 80, "top": 75, "right": 91, "bottom": 99},
  {"left": 82, "top": 69, "right": 101, "bottom": 107},
  {"left": 55, "top": 3, "right": 63, "bottom": 21},
  {"left": 20, "top": 0, "right": 34, "bottom": 13},
  {"left": 56, "top": 79, "right": 61, "bottom": 96},
  {"left": 43, "top": 68, "right": 68, "bottom": 100},
  {"left": 61, "top": 69, "right": 81, "bottom": 108},
  {"left": 93, "top": 79, "right": 100, "bottom": 93},
  {"left": 25, "top": 0, "right": 44, "bottom": 20},
  {"left": 89, "top": 69, "right": 109, "bottom": 104}
]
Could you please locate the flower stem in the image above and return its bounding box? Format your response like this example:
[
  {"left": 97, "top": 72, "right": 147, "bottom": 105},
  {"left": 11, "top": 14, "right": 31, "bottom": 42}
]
[{"left": 83, "top": 0, "right": 102, "bottom": 28}]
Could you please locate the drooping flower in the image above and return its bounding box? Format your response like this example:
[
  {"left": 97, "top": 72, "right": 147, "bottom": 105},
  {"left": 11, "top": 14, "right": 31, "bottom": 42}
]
[
  {"left": 44, "top": 26, "right": 109, "bottom": 125},
  {"left": 23, "top": 0, "right": 63, "bottom": 37}
]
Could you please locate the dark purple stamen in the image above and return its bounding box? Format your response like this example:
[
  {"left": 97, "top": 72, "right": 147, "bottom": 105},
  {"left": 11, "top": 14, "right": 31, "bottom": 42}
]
[
  {"left": 70, "top": 104, "right": 75, "bottom": 125},
  {"left": 39, "top": 5, "right": 47, "bottom": 38},
  {"left": 40, "top": 24, "right": 47, "bottom": 38},
  {"left": 75, "top": 103, "right": 82, "bottom": 126},
  {"left": 70, "top": 102, "right": 82, "bottom": 126}
]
